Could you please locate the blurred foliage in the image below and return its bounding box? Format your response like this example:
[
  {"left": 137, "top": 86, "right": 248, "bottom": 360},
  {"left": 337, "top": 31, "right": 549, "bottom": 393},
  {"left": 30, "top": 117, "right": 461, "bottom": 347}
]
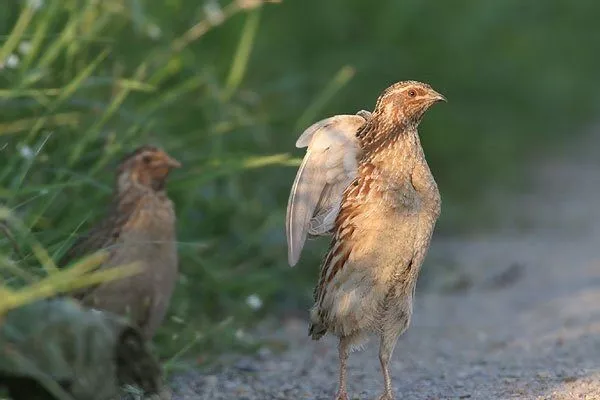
[
  {"left": 0, "top": 0, "right": 599, "bottom": 366},
  {"left": 0, "top": 298, "right": 161, "bottom": 400},
  {"left": 0, "top": 207, "right": 143, "bottom": 315},
  {"left": 0, "top": 208, "right": 156, "bottom": 399}
]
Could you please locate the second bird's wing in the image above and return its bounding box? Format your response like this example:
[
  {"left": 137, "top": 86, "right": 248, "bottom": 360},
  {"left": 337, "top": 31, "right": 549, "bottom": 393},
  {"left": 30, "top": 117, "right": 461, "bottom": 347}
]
[
  {"left": 286, "top": 111, "right": 370, "bottom": 267},
  {"left": 58, "top": 206, "right": 134, "bottom": 300}
]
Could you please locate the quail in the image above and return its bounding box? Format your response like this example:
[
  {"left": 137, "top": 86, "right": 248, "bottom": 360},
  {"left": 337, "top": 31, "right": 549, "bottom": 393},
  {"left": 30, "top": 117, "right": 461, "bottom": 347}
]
[
  {"left": 286, "top": 81, "right": 445, "bottom": 400},
  {"left": 61, "top": 145, "right": 181, "bottom": 340}
]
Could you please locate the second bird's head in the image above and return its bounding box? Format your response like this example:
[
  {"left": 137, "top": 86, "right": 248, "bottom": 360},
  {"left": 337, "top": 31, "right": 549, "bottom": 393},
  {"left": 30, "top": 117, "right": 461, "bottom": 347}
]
[
  {"left": 117, "top": 145, "right": 181, "bottom": 192},
  {"left": 373, "top": 80, "right": 446, "bottom": 127}
]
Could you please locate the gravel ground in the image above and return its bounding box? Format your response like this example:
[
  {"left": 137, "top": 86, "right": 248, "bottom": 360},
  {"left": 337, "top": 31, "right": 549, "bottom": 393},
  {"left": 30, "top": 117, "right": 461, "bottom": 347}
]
[{"left": 169, "top": 130, "right": 600, "bottom": 400}]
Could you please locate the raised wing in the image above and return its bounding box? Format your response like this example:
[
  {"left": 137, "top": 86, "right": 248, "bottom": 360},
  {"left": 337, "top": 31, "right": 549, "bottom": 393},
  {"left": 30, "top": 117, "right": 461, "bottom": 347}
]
[{"left": 286, "top": 111, "right": 371, "bottom": 267}]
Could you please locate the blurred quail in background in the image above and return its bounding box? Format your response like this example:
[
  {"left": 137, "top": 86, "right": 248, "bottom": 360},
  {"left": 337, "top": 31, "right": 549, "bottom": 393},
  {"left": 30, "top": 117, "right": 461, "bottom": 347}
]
[
  {"left": 61, "top": 145, "right": 181, "bottom": 341},
  {"left": 286, "top": 81, "right": 445, "bottom": 400}
]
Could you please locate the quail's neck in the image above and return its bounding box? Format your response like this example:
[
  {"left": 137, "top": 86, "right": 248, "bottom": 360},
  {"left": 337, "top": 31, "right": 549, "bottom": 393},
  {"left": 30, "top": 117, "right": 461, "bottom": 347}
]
[
  {"left": 360, "top": 112, "right": 419, "bottom": 156},
  {"left": 357, "top": 112, "right": 416, "bottom": 151},
  {"left": 360, "top": 122, "right": 424, "bottom": 187},
  {"left": 115, "top": 179, "right": 168, "bottom": 214}
]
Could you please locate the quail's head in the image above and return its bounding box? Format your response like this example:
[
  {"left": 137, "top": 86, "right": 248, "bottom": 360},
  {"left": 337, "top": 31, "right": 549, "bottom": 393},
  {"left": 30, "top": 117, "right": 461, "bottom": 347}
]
[
  {"left": 117, "top": 146, "right": 181, "bottom": 192},
  {"left": 374, "top": 80, "right": 446, "bottom": 126}
]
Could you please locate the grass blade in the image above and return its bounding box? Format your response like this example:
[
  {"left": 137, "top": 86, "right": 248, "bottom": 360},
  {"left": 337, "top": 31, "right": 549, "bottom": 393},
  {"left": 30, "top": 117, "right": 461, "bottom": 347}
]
[
  {"left": 0, "top": 4, "right": 35, "bottom": 64},
  {"left": 223, "top": 8, "right": 262, "bottom": 100},
  {"left": 295, "top": 65, "right": 355, "bottom": 130}
]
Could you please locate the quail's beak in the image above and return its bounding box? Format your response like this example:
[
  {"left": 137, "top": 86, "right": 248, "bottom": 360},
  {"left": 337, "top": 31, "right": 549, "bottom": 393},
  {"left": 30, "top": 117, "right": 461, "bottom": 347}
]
[
  {"left": 164, "top": 155, "right": 182, "bottom": 169},
  {"left": 427, "top": 89, "right": 447, "bottom": 103}
]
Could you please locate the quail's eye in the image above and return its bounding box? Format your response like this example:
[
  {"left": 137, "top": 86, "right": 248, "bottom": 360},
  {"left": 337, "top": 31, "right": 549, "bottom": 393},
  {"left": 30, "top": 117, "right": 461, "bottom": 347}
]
[
  {"left": 408, "top": 89, "right": 417, "bottom": 97},
  {"left": 142, "top": 155, "right": 152, "bottom": 164}
]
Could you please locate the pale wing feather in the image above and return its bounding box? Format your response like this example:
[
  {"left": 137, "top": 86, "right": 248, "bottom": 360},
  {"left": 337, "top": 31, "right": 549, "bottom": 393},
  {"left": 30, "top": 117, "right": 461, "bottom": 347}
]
[
  {"left": 310, "top": 142, "right": 360, "bottom": 235},
  {"left": 286, "top": 114, "right": 368, "bottom": 267},
  {"left": 286, "top": 149, "right": 327, "bottom": 267}
]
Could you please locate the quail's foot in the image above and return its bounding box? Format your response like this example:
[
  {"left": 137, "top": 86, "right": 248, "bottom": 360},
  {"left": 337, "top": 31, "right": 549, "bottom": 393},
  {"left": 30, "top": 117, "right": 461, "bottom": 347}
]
[
  {"left": 335, "top": 390, "right": 350, "bottom": 400},
  {"left": 376, "top": 392, "right": 394, "bottom": 400}
]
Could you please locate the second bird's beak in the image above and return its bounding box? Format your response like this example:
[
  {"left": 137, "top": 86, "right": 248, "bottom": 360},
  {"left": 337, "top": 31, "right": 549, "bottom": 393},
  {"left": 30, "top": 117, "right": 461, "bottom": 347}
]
[{"left": 164, "top": 156, "right": 182, "bottom": 169}]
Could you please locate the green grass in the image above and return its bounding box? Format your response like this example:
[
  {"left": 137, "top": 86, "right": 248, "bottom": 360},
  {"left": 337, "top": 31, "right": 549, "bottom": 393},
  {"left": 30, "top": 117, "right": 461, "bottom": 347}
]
[
  {"left": 1, "top": 0, "right": 599, "bottom": 370},
  {"left": 0, "top": 0, "right": 298, "bottom": 367},
  {"left": 0, "top": 207, "right": 144, "bottom": 316}
]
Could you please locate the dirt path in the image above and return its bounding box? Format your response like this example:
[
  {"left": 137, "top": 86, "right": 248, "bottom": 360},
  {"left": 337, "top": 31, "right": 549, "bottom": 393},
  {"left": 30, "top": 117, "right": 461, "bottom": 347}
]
[{"left": 171, "top": 130, "right": 600, "bottom": 400}]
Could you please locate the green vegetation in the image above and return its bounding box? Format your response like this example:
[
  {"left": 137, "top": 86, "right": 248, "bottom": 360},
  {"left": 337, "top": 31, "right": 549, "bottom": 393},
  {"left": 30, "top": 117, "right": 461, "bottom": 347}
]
[{"left": 1, "top": 0, "right": 599, "bottom": 368}]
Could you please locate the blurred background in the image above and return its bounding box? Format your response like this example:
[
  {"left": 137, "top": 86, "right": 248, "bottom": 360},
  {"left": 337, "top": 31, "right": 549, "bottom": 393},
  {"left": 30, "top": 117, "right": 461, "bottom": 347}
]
[{"left": 1, "top": 0, "right": 599, "bottom": 370}]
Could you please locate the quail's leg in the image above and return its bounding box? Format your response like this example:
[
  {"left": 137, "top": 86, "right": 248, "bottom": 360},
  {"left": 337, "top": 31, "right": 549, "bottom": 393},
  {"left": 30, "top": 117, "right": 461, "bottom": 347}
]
[
  {"left": 335, "top": 336, "right": 351, "bottom": 400},
  {"left": 377, "top": 331, "right": 400, "bottom": 400}
]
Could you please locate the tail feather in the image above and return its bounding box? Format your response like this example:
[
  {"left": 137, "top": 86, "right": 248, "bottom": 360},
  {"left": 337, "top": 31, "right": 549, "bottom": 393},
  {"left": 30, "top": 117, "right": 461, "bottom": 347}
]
[
  {"left": 309, "top": 306, "right": 327, "bottom": 340},
  {"left": 308, "top": 322, "right": 327, "bottom": 340}
]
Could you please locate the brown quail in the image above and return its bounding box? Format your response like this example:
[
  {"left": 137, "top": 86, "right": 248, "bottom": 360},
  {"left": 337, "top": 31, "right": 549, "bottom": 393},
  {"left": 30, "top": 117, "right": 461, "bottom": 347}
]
[
  {"left": 61, "top": 145, "right": 181, "bottom": 341},
  {"left": 286, "top": 81, "right": 445, "bottom": 400}
]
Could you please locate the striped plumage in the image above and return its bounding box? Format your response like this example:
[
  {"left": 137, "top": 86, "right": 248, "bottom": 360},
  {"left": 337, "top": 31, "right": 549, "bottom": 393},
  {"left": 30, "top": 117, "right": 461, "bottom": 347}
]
[{"left": 286, "top": 81, "right": 445, "bottom": 400}]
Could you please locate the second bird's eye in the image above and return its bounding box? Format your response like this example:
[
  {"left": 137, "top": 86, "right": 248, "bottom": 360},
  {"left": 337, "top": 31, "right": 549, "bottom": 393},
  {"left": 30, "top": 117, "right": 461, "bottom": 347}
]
[{"left": 408, "top": 89, "right": 416, "bottom": 97}]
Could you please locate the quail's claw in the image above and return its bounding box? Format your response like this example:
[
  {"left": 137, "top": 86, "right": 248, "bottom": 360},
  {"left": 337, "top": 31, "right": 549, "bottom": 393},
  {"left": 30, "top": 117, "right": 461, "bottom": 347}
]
[
  {"left": 356, "top": 109, "right": 373, "bottom": 120},
  {"left": 335, "top": 390, "right": 350, "bottom": 400}
]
